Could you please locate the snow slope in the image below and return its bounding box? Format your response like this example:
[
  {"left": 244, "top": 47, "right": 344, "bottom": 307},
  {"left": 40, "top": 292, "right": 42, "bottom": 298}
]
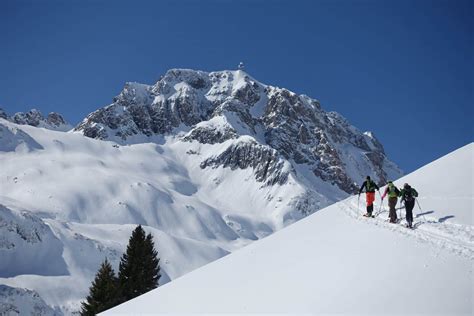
[
  {"left": 105, "top": 143, "right": 473, "bottom": 315},
  {"left": 0, "top": 117, "right": 325, "bottom": 313}
]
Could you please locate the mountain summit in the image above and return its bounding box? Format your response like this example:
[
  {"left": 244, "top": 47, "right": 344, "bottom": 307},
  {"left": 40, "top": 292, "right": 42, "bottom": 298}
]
[{"left": 75, "top": 68, "right": 402, "bottom": 194}]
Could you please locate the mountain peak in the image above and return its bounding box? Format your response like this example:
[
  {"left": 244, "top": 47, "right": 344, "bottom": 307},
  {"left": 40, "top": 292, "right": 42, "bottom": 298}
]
[{"left": 74, "top": 68, "right": 402, "bottom": 193}]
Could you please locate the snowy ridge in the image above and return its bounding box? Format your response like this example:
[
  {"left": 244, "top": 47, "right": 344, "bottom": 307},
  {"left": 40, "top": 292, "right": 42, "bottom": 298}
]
[
  {"left": 105, "top": 143, "right": 473, "bottom": 315},
  {"left": 0, "top": 205, "right": 68, "bottom": 278},
  {"left": 0, "top": 285, "right": 60, "bottom": 316}
]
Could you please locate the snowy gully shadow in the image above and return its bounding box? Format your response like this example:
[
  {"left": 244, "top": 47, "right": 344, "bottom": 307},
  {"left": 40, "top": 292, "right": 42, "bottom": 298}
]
[
  {"left": 416, "top": 211, "right": 434, "bottom": 218},
  {"left": 438, "top": 215, "right": 455, "bottom": 223}
]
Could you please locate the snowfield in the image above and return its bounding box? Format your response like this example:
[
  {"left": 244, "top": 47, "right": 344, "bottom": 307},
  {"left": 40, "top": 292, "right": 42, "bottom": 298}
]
[
  {"left": 0, "top": 116, "right": 337, "bottom": 313},
  {"left": 105, "top": 143, "right": 473, "bottom": 315}
]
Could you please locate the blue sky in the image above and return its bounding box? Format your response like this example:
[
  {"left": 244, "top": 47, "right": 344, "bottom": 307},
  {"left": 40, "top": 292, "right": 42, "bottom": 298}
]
[{"left": 1, "top": 0, "right": 472, "bottom": 173}]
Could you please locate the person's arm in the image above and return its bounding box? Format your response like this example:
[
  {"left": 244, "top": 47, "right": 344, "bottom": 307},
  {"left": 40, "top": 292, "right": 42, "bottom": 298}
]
[
  {"left": 399, "top": 189, "right": 405, "bottom": 199},
  {"left": 412, "top": 188, "right": 418, "bottom": 197},
  {"left": 375, "top": 183, "right": 380, "bottom": 191},
  {"left": 381, "top": 187, "right": 388, "bottom": 199}
]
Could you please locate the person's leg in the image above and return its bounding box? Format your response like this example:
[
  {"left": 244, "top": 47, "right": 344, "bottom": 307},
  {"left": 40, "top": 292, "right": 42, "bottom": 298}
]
[
  {"left": 406, "top": 200, "right": 415, "bottom": 227},
  {"left": 366, "top": 192, "right": 375, "bottom": 216},
  {"left": 389, "top": 197, "right": 397, "bottom": 222}
]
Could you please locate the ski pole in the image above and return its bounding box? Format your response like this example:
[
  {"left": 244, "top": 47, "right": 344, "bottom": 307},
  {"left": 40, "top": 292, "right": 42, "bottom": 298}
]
[
  {"left": 377, "top": 190, "right": 383, "bottom": 216},
  {"left": 377, "top": 197, "right": 383, "bottom": 216},
  {"left": 399, "top": 200, "right": 403, "bottom": 219},
  {"left": 357, "top": 194, "right": 360, "bottom": 215}
]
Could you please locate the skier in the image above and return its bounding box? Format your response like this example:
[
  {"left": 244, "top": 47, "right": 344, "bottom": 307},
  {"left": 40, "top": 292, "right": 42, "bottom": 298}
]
[
  {"left": 399, "top": 183, "right": 419, "bottom": 228},
  {"left": 358, "top": 176, "right": 379, "bottom": 217},
  {"left": 381, "top": 181, "right": 400, "bottom": 223}
]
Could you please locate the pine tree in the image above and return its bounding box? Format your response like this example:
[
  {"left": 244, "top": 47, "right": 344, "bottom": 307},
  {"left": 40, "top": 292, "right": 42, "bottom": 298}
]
[
  {"left": 80, "top": 258, "right": 118, "bottom": 315},
  {"left": 142, "top": 232, "right": 161, "bottom": 292},
  {"left": 118, "top": 225, "right": 161, "bottom": 302}
]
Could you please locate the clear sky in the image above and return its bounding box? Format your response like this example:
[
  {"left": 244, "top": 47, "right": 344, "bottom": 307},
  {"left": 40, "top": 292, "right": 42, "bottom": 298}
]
[{"left": 1, "top": 0, "right": 472, "bottom": 173}]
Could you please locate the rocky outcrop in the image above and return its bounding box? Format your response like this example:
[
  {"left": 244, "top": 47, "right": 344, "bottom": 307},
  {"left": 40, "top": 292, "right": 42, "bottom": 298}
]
[
  {"left": 1, "top": 108, "right": 71, "bottom": 131},
  {"left": 0, "top": 108, "right": 7, "bottom": 120},
  {"left": 200, "top": 139, "right": 289, "bottom": 186},
  {"left": 183, "top": 124, "right": 238, "bottom": 144}
]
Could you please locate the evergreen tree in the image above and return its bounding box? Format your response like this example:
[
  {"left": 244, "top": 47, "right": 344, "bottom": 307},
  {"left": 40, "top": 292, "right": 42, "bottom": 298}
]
[
  {"left": 80, "top": 258, "right": 118, "bottom": 315},
  {"left": 118, "top": 225, "right": 161, "bottom": 302}
]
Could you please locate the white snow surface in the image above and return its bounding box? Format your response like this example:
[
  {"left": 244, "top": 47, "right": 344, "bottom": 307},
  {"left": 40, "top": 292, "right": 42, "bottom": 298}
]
[
  {"left": 0, "top": 117, "right": 338, "bottom": 314},
  {"left": 105, "top": 143, "right": 473, "bottom": 315}
]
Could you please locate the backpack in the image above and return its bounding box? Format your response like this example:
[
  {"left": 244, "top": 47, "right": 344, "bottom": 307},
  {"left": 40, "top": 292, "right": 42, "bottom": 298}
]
[
  {"left": 404, "top": 188, "right": 415, "bottom": 201},
  {"left": 366, "top": 180, "right": 376, "bottom": 192},
  {"left": 388, "top": 184, "right": 400, "bottom": 197}
]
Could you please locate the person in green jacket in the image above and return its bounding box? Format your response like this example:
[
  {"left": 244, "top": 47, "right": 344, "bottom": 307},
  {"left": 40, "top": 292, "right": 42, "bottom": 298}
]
[
  {"left": 381, "top": 181, "right": 400, "bottom": 223},
  {"left": 399, "top": 183, "right": 419, "bottom": 228}
]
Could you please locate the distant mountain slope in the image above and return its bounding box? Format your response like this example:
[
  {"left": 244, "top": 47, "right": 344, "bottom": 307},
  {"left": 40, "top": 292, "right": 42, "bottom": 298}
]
[{"left": 105, "top": 143, "right": 472, "bottom": 315}]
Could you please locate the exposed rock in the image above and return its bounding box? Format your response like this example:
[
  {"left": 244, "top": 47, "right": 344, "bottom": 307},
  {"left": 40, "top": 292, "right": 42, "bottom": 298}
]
[
  {"left": 0, "top": 108, "right": 7, "bottom": 120},
  {"left": 12, "top": 109, "right": 44, "bottom": 127},
  {"left": 46, "top": 112, "right": 67, "bottom": 128},
  {"left": 183, "top": 125, "right": 238, "bottom": 144},
  {"left": 200, "top": 139, "right": 289, "bottom": 186},
  {"left": 2, "top": 108, "right": 70, "bottom": 131}
]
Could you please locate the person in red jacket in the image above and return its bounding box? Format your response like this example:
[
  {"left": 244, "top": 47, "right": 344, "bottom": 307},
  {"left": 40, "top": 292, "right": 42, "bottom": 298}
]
[{"left": 358, "top": 176, "right": 380, "bottom": 217}]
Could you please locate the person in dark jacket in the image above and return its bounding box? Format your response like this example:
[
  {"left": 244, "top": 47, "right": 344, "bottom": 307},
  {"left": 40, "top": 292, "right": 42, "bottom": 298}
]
[
  {"left": 399, "top": 183, "right": 419, "bottom": 228},
  {"left": 358, "top": 176, "right": 380, "bottom": 217},
  {"left": 381, "top": 181, "right": 400, "bottom": 223}
]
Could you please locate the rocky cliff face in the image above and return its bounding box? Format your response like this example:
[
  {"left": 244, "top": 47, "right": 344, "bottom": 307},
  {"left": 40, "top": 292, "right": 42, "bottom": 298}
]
[{"left": 74, "top": 69, "right": 402, "bottom": 193}]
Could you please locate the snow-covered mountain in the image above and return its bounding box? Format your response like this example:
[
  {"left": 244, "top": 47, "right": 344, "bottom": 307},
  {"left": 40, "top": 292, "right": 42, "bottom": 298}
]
[
  {"left": 0, "top": 69, "right": 402, "bottom": 314},
  {"left": 75, "top": 69, "right": 402, "bottom": 193},
  {"left": 105, "top": 143, "right": 473, "bottom": 315},
  {"left": 0, "top": 108, "right": 72, "bottom": 132}
]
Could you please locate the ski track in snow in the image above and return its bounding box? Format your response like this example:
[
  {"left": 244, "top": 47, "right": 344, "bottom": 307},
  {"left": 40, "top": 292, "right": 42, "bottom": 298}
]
[{"left": 341, "top": 198, "right": 473, "bottom": 260}]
